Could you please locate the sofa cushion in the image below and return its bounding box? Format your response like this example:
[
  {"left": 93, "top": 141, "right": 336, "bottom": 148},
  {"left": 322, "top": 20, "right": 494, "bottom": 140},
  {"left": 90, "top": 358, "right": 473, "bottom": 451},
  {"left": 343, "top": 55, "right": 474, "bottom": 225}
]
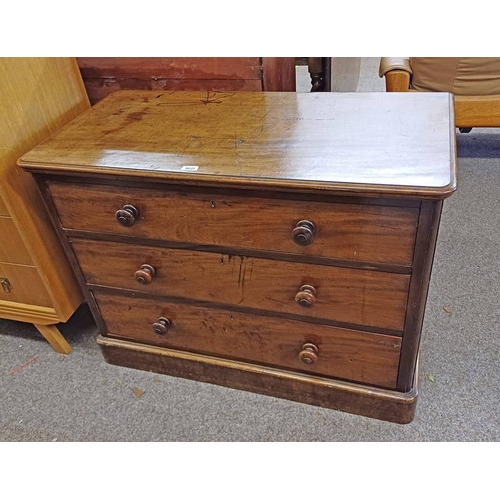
[{"left": 411, "top": 58, "right": 500, "bottom": 95}]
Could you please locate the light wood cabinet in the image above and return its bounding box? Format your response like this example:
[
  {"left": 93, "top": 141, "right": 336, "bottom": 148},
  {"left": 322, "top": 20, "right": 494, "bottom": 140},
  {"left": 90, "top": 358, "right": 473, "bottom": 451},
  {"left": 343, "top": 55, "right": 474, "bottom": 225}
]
[{"left": 0, "top": 57, "right": 90, "bottom": 353}]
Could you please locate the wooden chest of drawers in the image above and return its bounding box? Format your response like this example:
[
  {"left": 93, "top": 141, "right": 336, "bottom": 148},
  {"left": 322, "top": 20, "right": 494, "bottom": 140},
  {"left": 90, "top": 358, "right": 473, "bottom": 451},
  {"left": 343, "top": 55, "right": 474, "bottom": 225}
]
[{"left": 19, "top": 90, "right": 457, "bottom": 423}]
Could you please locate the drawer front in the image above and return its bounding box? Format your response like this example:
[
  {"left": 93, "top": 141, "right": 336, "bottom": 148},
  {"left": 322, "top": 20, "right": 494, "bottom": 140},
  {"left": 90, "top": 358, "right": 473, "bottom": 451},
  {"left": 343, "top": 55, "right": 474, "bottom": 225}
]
[
  {"left": 73, "top": 238, "right": 410, "bottom": 331},
  {"left": 93, "top": 291, "right": 402, "bottom": 389},
  {"left": 0, "top": 262, "right": 52, "bottom": 307},
  {"left": 0, "top": 196, "right": 9, "bottom": 217},
  {"left": 49, "top": 182, "right": 419, "bottom": 265},
  {"left": 0, "top": 217, "right": 34, "bottom": 265}
]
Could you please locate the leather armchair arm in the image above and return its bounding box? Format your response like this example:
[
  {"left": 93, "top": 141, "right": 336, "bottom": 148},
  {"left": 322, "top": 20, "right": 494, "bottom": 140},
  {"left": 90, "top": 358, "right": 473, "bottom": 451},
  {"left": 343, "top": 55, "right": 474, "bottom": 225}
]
[{"left": 379, "top": 57, "right": 412, "bottom": 92}]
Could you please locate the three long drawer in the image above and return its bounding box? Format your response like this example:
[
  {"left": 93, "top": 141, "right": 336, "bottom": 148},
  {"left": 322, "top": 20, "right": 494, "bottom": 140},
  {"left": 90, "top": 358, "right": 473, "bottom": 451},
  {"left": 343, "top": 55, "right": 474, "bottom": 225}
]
[
  {"left": 49, "top": 182, "right": 419, "bottom": 265},
  {"left": 72, "top": 238, "right": 409, "bottom": 331},
  {"left": 93, "top": 290, "right": 402, "bottom": 389}
]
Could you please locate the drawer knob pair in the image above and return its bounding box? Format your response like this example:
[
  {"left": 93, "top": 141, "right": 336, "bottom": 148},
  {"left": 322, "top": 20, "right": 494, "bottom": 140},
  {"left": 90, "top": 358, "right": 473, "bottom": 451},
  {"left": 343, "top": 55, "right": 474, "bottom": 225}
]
[
  {"left": 292, "top": 220, "right": 315, "bottom": 246},
  {"left": 295, "top": 285, "right": 317, "bottom": 308},
  {"left": 152, "top": 317, "right": 171, "bottom": 336},
  {"left": 116, "top": 204, "right": 139, "bottom": 227},
  {"left": 299, "top": 343, "right": 319, "bottom": 364},
  {"left": 134, "top": 264, "right": 156, "bottom": 285}
]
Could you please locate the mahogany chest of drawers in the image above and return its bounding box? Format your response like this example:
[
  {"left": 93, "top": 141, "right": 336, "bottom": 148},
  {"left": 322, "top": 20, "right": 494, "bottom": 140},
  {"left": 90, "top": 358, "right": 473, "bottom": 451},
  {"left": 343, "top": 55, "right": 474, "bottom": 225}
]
[{"left": 19, "top": 90, "right": 457, "bottom": 423}]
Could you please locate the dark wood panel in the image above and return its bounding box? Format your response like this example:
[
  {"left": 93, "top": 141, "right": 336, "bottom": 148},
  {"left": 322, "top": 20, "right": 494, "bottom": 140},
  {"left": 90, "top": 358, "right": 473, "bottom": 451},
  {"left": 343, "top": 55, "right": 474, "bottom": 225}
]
[
  {"left": 262, "top": 57, "right": 296, "bottom": 91},
  {"left": 67, "top": 229, "right": 413, "bottom": 274},
  {"left": 93, "top": 290, "right": 402, "bottom": 389},
  {"left": 397, "top": 200, "right": 443, "bottom": 391},
  {"left": 49, "top": 182, "right": 419, "bottom": 266},
  {"left": 76, "top": 57, "right": 302, "bottom": 104},
  {"left": 77, "top": 57, "right": 263, "bottom": 80},
  {"left": 82, "top": 78, "right": 263, "bottom": 105},
  {"left": 72, "top": 238, "right": 410, "bottom": 331},
  {"left": 98, "top": 334, "right": 417, "bottom": 423},
  {"left": 77, "top": 57, "right": 266, "bottom": 104}
]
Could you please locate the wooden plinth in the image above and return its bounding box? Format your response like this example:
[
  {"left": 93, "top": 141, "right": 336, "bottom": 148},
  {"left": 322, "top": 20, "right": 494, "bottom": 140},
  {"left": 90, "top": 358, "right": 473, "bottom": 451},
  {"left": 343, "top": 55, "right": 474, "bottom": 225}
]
[{"left": 97, "top": 335, "right": 418, "bottom": 424}]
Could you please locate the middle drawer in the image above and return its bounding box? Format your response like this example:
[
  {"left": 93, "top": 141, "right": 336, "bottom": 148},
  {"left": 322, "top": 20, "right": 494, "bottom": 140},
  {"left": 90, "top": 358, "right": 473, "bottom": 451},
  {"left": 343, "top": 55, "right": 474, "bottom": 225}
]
[{"left": 72, "top": 238, "right": 410, "bottom": 331}]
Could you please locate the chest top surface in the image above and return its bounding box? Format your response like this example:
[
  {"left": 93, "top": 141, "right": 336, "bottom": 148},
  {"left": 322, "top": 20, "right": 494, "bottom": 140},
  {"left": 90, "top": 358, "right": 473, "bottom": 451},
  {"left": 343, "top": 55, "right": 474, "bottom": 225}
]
[{"left": 19, "top": 90, "right": 457, "bottom": 198}]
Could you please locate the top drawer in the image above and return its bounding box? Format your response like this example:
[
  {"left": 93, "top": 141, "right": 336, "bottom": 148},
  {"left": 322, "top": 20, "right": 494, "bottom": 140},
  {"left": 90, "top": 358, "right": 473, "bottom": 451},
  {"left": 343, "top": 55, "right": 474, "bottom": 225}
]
[{"left": 48, "top": 182, "right": 419, "bottom": 266}]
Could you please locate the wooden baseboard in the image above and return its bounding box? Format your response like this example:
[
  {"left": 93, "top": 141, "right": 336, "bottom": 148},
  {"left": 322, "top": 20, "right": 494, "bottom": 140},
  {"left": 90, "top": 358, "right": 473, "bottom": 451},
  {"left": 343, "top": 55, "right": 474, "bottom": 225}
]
[{"left": 97, "top": 335, "right": 418, "bottom": 424}]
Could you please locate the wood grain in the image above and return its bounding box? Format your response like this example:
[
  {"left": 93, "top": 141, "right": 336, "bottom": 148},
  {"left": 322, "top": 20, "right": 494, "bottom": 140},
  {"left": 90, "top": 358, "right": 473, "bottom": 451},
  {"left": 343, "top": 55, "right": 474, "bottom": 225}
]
[
  {"left": 0, "top": 262, "right": 53, "bottom": 308},
  {"left": 19, "top": 87, "right": 454, "bottom": 419},
  {"left": 19, "top": 91, "right": 457, "bottom": 199},
  {"left": 34, "top": 324, "right": 72, "bottom": 354},
  {"left": 50, "top": 182, "right": 419, "bottom": 266},
  {"left": 262, "top": 57, "right": 296, "bottom": 91},
  {"left": 0, "top": 301, "right": 59, "bottom": 325},
  {"left": 0, "top": 217, "right": 33, "bottom": 265},
  {"left": 384, "top": 70, "right": 411, "bottom": 92},
  {"left": 93, "top": 290, "right": 402, "bottom": 389},
  {"left": 0, "top": 196, "right": 8, "bottom": 216},
  {"left": 0, "top": 57, "right": 88, "bottom": 323},
  {"left": 77, "top": 57, "right": 263, "bottom": 80},
  {"left": 72, "top": 238, "right": 410, "bottom": 331},
  {"left": 454, "top": 95, "right": 500, "bottom": 127},
  {"left": 397, "top": 200, "right": 443, "bottom": 391},
  {"left": 81, "top": 78, "right": 263, "bottom": 105},
  {"left": 98, "top": 335, "right": 418, "bottom": 423},
  {"left": 99, "top": 334, "right": 418, "bottom": 423},
  {"left": 77, "top": 58, "right": 296, "bottom": 104}
]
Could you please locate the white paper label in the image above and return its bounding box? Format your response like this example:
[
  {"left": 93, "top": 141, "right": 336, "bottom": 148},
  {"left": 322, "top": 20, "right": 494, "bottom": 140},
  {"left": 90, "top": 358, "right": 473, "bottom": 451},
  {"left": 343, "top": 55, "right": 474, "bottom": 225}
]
[{"left": 181, "top": 165, "right": 199, "bottom": 172}]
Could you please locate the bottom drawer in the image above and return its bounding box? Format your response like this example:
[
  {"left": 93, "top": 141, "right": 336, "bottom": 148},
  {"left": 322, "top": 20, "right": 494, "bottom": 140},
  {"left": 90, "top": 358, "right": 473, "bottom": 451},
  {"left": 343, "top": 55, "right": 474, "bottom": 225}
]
[
  {"left": 0, "top": 262, "right": 52, "bottom": 308},
  {"left": 93, "top": 290, "right": 402, "bottom": 389}
]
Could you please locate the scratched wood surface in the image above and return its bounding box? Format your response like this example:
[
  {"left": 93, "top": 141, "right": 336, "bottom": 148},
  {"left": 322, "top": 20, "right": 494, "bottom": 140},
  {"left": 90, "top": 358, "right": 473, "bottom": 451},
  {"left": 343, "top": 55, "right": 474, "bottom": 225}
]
[
  {"left": 94, "top": 290, "right": 402, "bottom": 389},
  {"left": 71, "top": 238, "right": 410, "bottom": 331},
  {"left": 49, "top": 181, "right": 418, "bottom": 265},
  {"left": 20, "top": 91, "right": 457, "bottom": 199},
  {"left": 77, "top": 57, "right": 271, "bottom": 104}
]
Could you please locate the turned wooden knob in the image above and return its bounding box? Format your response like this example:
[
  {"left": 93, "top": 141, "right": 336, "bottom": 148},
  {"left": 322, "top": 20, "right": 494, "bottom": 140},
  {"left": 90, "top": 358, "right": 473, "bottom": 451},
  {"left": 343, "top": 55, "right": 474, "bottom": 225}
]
[
  {"left": 295, "top": 285, "right": 317, "bottom": 308},
  {"left": 152, "top": 317, "right": 171, "bottom": 336},
  {"left": 116, "top": 204, "right": 139, "bottom": 227},
  {"left": 292, "top": 220, "right": 315, "bottom": 246},
  {"left": 134, "top": 264, "right": 156, "bottom": 285},
  {"left": 299, "top": 343, "right": 319, "bottom": 364}
]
